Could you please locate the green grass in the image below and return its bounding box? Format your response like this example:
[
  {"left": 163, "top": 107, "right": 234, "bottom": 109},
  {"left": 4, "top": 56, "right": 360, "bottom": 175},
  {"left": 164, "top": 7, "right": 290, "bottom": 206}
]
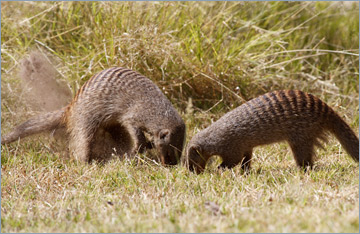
[{"left": 1, "top": 1, "right": 359, "bottom": 233}]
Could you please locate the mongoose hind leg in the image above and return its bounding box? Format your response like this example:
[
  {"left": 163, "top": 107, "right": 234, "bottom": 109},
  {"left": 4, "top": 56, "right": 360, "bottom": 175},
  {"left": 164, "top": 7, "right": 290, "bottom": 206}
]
[
  {"left": 288, "top": 135, "right": 315, "bottom": 170},
  {"left": 69, "top": 118, "right": 99, "bottom": 163},
  {"left": 219, "top": 150, "right": 253, "bottom": 172},
  {"left": 69, "top": 128, "right": 92, "bottom": 163}
]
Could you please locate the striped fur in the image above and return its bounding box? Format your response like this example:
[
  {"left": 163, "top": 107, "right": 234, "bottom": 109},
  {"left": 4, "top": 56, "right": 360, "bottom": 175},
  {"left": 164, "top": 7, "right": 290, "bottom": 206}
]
[
  {"left": 186, "top": 90, "right": 359, "bottom": 173},
  {"left": 2, "top": 67, "right": 185, "bottom": 165}
]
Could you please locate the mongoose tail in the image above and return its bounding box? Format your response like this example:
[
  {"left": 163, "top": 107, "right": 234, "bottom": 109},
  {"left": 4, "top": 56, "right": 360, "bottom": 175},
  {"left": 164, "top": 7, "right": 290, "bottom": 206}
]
[
  {"left": 329, "top": 113, "right": 359, "bottom": 162},
  {"left": 1, "top": 109, "right": 65, "bottom": 144}
]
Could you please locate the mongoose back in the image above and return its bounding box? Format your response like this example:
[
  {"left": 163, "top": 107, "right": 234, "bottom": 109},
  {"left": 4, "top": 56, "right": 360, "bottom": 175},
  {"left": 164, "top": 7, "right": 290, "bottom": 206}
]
[
  {"left": 186, "top": 90, "right": 359, "bottom": 173},
  {"left": 2, "top": 67, "right": 186, "bottom": 165}
]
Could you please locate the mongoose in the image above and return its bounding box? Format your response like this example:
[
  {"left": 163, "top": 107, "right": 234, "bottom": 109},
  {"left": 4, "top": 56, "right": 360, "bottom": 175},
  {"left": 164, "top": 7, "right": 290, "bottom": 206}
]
[
  {"left": 2, "top": 67, "right": 186, "bottom": 165},
  {"left": 186, "top": 90, "right": 359, "bottom": 173}
]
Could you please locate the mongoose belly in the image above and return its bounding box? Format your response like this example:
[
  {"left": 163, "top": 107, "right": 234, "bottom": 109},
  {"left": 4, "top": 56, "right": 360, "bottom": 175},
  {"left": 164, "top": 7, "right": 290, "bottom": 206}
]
[{"left": 186, "top": 90, "right": 359, "bottom": 173}]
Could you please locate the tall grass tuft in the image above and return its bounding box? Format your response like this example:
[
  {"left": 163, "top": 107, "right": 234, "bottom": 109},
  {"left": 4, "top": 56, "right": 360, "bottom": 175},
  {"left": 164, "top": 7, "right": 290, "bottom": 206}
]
[{"left": 1, "top": 2, "right": 358, "bottom": 112}]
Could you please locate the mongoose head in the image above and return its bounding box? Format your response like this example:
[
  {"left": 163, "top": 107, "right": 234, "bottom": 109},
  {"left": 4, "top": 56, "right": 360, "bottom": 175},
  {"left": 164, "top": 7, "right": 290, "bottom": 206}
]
[
  {"left": 186, "top": 144, "right": 208, "bottom": 174},
  {"left": 154, "top": 124, "right": 186, "bottom": 166}
]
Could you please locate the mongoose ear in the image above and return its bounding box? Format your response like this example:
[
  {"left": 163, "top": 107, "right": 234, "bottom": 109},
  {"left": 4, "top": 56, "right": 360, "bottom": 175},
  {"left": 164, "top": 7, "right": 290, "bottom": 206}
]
[{"left": 159, "top": 129, "right": 170, "bottom": 143}]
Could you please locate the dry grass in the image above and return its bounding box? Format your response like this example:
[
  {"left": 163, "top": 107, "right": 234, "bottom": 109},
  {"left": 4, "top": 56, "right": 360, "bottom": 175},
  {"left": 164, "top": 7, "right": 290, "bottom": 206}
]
[
  {"left": 1, "top": 139, "right": 358, "bottom": 232},
  {"left": 1, "top": 1, "right": 359, "bottom": 232}
]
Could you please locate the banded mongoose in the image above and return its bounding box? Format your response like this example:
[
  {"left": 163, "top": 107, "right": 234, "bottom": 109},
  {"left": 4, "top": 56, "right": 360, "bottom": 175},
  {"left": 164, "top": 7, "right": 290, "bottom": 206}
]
[
  {"left": 2, "top": 67, "right": 186, "bottom": 165},
  {"left": 186, "top": 90, "right": 359, "bottom": 173}
]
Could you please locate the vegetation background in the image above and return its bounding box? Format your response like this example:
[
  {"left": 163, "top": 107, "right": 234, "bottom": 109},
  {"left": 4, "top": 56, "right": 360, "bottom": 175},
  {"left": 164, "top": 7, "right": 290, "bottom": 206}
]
[{"left": 1, "top": 1, "right": 359, "bottom": 232}]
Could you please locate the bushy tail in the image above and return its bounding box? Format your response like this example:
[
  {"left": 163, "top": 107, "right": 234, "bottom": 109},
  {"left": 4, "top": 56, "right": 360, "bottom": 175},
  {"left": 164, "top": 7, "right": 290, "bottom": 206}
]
[
  {"left": 328, "top": 111, "right": 359, "bottom": 162},
  {"left": 1, "top": 109, "right": 66, "bottom": 144}
]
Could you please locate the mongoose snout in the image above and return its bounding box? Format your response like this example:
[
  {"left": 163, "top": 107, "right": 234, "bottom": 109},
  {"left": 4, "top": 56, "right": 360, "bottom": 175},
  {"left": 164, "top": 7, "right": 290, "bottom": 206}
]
[
  {"left": 186, "top": 90, "right": 359, "bottom": 173},
  {"left": 154, "top": 125, "right": 186, "bottom": 165}
]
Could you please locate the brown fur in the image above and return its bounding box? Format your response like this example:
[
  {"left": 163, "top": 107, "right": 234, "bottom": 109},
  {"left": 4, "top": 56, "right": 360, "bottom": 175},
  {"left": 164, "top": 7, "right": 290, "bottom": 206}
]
[
  {"left": 186, "top": 90, "right": 359, "bottom": 173},
  {"left": 2, "top": 67, "right": 186, "bottom": 165}
]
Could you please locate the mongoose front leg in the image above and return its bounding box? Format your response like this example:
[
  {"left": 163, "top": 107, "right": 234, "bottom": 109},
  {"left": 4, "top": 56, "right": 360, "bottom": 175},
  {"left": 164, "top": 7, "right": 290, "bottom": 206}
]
[
  {"left": 69, "top": 122, "right": 94, "bottom": 163},
  {"left": 134, "top": 128, "right": 153, "bottom": 153},
  {"left": 218, "top": 152, "right": 244, "bottom": 170},
  {"left": 288, "top": 135, "right": 315, "bottom": 170},
  {"left": 124, "top": 126, "right": 149, "bottom": 156}
]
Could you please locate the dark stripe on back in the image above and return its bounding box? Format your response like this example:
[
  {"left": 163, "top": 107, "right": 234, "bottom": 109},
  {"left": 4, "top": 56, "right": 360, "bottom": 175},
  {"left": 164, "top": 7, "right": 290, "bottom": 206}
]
[
  {"left": 113, "top": 70, "right": 136, "bottom": 86},
  {"left": 241, "top": 101, "right": 252, "bottom": 117},
  {"left": 73, "top": 69, "right": 112, "bottom": 101},
  {"left": 92, "top": 67, "right": 125, "bottom": 89},
  {"left": 321, "top": 99, "right": 329, "bottom": 117},
  {"left": 306, "top": 93, "right": 315, "bottom": 114},
  {"left": 257, "top": 95, "right": 275, "bottom": 125},
  {"left": 249, "top": 98, "right": 262, "bottom": 124},
  {"left": 252, "top": 96, "right": 272, "bottom": 125},
  {"left": 269, "top": 92, "right": 284, "bottom": 114},
  {"left": 286, "top": 90, "right": 297, "bottom": 111},
  {"left": 296, "top": 91, "right": 307, "bottom": 112},
  {"left": 118, "top": 71, "right": 141, "bottom": 89},
  {"left": 115, "top": 68, "right": 133, "bottom": 79},
  {"left": 73, "top": 83, "right": 86, "bottom": 102},
  {"left": 90, "top": 67, "right": 122, "bottom": 89},
  {"left": 81, "top": 69, "right": 108, "bottom": 93},
  {"left": 262, "top": 93, "right": 278, "bottom": 120},
  {"left": 277, "top": 90, "right": 292, "bottom": 115},
  {"left": 245, "top": 100, "right": 256, "bottom": 113}
]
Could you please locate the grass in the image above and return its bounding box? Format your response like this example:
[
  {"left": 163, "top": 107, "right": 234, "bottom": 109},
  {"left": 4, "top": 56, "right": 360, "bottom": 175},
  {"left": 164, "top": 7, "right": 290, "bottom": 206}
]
[
  {"left": 1, "top": 1, "right": 359, "bottom": 233},
  {"left": 1, "top": 141, "right": 359, "bottom": 232}
]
